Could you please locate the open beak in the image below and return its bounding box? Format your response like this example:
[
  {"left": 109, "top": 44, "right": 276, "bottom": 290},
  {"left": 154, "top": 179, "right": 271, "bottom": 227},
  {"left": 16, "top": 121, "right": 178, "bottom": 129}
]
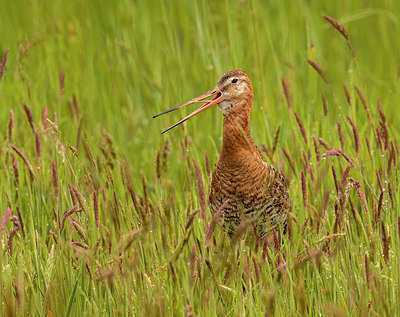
[{"left": 153, "top": 86, "right": 223, "bottom": 134}]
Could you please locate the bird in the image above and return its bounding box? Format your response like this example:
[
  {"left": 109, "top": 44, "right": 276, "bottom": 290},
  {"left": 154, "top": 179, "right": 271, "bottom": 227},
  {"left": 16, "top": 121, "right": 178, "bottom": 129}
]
[{"left": 153, "top": 69, "right": 291, "bottom": 239}]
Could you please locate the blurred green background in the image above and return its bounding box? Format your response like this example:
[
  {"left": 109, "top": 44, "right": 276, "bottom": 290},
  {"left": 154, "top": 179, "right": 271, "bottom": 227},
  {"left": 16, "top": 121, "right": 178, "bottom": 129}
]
[
  {"left": 1, "top": 0, "right": 399, "bottom": 315},
  {"left": 1, "top": 0, "right": 399, "bottom": 178}
]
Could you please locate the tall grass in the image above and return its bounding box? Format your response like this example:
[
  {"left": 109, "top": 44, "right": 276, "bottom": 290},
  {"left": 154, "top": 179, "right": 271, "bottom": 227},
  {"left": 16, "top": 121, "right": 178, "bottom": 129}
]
[{"left": 0, "top": 0, "right": 399, "bottom": 315}]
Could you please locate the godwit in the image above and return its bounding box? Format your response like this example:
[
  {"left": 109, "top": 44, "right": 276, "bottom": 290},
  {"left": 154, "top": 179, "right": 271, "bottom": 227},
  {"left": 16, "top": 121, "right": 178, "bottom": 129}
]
[{"left": 154, "top": 69, "right": 291, "bottom": 238}]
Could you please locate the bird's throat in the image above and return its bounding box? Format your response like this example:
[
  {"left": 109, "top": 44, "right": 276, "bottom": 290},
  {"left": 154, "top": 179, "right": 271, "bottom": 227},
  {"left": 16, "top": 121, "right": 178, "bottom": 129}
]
[{"left": 220, "top": 112, "right": 256, "bottom": 164}]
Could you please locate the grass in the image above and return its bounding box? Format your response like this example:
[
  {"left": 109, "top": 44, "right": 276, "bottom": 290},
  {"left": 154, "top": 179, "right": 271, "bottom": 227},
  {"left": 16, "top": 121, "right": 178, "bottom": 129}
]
[{"left": 0, "top": 0, "right": 399, "bottom": 315}]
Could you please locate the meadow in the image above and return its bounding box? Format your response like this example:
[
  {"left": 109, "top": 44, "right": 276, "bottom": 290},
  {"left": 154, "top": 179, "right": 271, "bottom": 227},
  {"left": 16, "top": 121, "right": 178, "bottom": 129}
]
[{"left": 0, "top": 0, "right": 399, "bottom": 315}]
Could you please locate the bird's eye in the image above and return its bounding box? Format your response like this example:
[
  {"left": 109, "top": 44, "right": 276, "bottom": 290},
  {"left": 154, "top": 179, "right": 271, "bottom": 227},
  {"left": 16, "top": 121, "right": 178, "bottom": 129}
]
[{"left": 232, "top": 78, "right": 238, "bottom": 83}]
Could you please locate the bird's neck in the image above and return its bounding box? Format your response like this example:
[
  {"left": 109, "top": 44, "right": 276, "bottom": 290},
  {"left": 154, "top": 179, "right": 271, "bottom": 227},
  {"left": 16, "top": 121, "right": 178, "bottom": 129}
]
[{"left": 220, "top": 110, "right": 257, "bottom": 165}]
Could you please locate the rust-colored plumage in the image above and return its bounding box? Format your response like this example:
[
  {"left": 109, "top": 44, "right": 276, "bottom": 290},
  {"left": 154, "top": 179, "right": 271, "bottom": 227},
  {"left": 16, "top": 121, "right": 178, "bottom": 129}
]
[{"left": 154, "top": 69, "right": 291, "bottom": 238}]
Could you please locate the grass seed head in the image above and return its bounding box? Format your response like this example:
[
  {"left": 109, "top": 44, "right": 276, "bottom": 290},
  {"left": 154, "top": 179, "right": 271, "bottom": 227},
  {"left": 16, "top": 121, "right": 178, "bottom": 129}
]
[
  {"left": 112, "top": 192, "right": 121, "bottom": 231},
  {"left": 323, "top": 15, "right": 356, "bottom": 58},
  {"left": 70, "top": 217, "right": 86, "bottom": 241},
  {"left": 192, "top": 157, "right": 206, "bottom": 222},
  {"left": 52, "top": 208, "right": 60, "bottom": 229},
  {"left": 68, "top": 184, "right": 77, "bottom": 205},
  {"left": 42, "top": 107, "right": 48, "bottom": 132},
  {"left": 1, "top": 207, "right": 12, "bottom": 235},
  {"left": 337, "top": 121, "right": 344, "bottom": 149},
  {"left": 72, "top": 94, "right": 80, "bottom": 118},
  {"left": 387, "top": 141, "right": 396, "bottom": 175},
  {"left": 343, "top": 85, "right": 351, "bottom": 106},
  {"left": 8, "top": 109, "right": 15, "bottom": 141},
  {"left": 205, "top": 199, "right": 228, "bottom": 246},
  {"left": 52, "top": 159, "right": 59, "bottom": 204},
  {"left": 23, "top": 104, "right": 35, "bottom": 132},
  {"left": 376, "top": 170, "right": 383, "bottom": 192},
  {"left": 189, "top": 244, "right": 197, "bottom": 285},
  {"left": 346, "top": 116, "right": 359, "bottom": 154},
  {"left": 302, "top": 151, "right": 308, "bottom": 173},
  {"left": 376, "top": 191, "right": 383, "bottom": 224},
  {"left": 272, "top": 125, "right": 281, "bottom": 155},
  {"left": 15, "top": 206, "right": 25, "bottom": 238},
  {"left": 321, "top": 92, "right": 328, "bottom": 116},
  {"left": 355, "top": 87, "right": 373, "bottom": 126},
  {"left": 35, "top": 130, "right": 41, "bottom": 160},
  {"left": 323, "top": 15, "right": 349, "bottom": 39},
  {"left": 60, "top": 204, "right": 81, "bottom": 233},
  {"left": 301, "top": 171, "right": 307, "bottom": 210},
  {"left": 312, "top": 136, "right": 320, "bottom": 166},
  {"left": 381, "top": 222, "right": 390, "bottom": 264},
  {"left": 331, "top": 165, "right": 339, "bottom": 194},
  {"left": 10, "top": 144, "right": 35, "bottom": 179},
  {"left": 340, "top": 164, "right": 351, "bottom": 188},
  {"left": 377, "top": 100, "right": 389, "bottom": 150},
  {"left": 11, "top": 151, "right": 19, "bottom": 187},
  {"left": 0, "top": 48, "right": 9, "bottom": 81},
  {"left": 71, "top": 241, "right": 89, "bottom": 249},
  {"left": 102, "top": 129, "right": 116, "bottom": 160},
  {"left": 293, "top": 110, "right": 308, "bottom": 145},
  {"left": 322, "top": 190, "right": 330, "bottom": 217},
  {"left": 67, "top": 100, "right": 76, "bottom": 119},
  {"left": 322, "top": 149, "right": 354, "bottom": 167},
  {"left": 281, "top": 77, "right": 292, "bottom": 109},
  {"left": 388, "top": 182, "right": 394, "bottom": 209},
  {"left": 318, "top": 137, "right": 332, "bottom": 150},
  {"left": 7, "top": 215, "right": 20, "bottom": 256},
  {"left": 272, "top": 227, "right": 280, "bottom": 252},
  {"left": 321, "top": 231, "right": 331, "bottom": 256},
  {"left": 333, "top": 201, "right": 340, "bottom": 233},
  {"left": 94, "top": 192, "right": 100, "bottom": 231},
  {"left": 307, "top": 59, "right": 330, "bottom": 84},
  {"left": 365, "top": 136, "right": 372, "bottom": 158}
]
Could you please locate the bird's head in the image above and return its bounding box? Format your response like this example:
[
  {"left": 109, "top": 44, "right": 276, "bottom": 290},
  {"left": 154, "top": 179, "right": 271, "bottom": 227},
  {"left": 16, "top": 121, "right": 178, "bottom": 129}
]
[
  {"left": 215, "top": 69, "right": 254, "bottom": 116},
  {"left": 153, "top": 69, "right": 253, "bottom": 133}
]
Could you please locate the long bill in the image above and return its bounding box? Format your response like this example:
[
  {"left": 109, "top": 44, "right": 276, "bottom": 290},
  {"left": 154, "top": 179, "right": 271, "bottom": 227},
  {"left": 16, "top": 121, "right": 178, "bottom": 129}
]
[{"left": 153, "top": 86, "right": 222, "bottom": 134}]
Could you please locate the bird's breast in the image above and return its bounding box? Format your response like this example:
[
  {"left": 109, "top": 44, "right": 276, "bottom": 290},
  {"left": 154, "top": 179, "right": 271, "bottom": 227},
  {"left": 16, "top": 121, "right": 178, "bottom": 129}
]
[
  {"left": 208, "top": 153, "right": 290, "bottom": 237},
  {"left": 209, "top": 155, "right": 270, "bottom": 212}
]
